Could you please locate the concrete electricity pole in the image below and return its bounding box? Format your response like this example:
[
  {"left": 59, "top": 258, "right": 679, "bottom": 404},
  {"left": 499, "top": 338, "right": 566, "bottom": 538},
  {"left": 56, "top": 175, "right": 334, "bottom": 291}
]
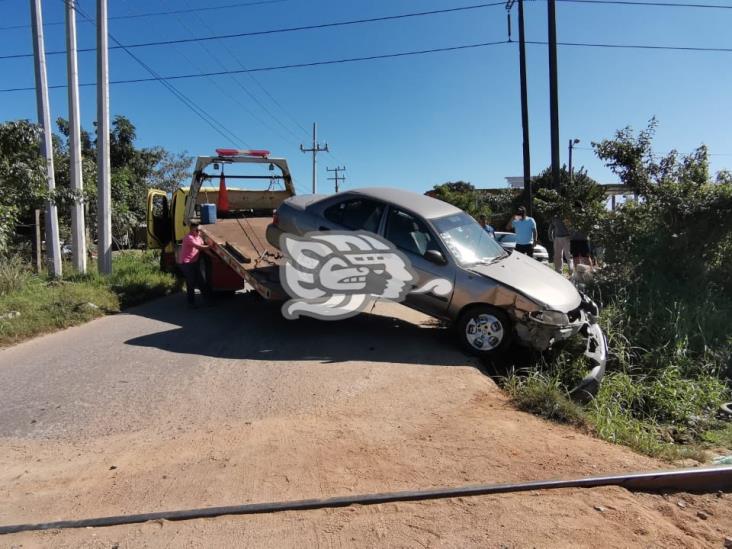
[
  {"left": 506, "top": 0, "right": 533, "bottom": 216},
  {"left": 300, "top": 123, "right": 328, "bottom": 193},
  {"left": 30, "top": 0, "right": 62, "bottom": 278},
  {"left": 65, "top": 0, "right": 86, "bottom": 273},
  {"left": 548, "top": 0, "right": 561, "bottom": 190},
  {"left": 326, "top": 166, "right": 346, "bottom": 193},
  {"left": 97, "top": 0, "right": 112, "bottom": 274}
]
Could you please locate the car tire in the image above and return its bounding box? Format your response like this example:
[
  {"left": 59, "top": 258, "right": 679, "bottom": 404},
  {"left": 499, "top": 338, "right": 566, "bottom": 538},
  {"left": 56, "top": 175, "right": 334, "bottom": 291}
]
[{"left": 456, "top": 305, "right": 513, "bottom": 357}]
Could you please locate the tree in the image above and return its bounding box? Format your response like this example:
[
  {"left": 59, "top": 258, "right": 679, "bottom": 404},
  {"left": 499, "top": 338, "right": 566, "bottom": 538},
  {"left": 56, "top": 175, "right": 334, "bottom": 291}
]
[
  {"left": 592, "top": 118, "right": 732, "bottom": 297},
  {"left": 592, "top": 117, "right": 721, "bottom": 198},
  {"left": 62, "top": 115, "right": 190, "bottom": 237},
  {"left": 0, "top": 120, "right": 47, "bottom": 254},
  {"left": 1, "top": 115, "right": 191, "bottom": 256},
  {"left": 428, "top": 181, "right": 487, "bottom": 218},
  {"left": 531, "top": 165, "right": 606, "bottom": 244}
]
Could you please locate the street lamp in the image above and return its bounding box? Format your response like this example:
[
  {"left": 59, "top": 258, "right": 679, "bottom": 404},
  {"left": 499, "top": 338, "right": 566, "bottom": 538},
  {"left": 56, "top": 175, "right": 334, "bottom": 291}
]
[{"left": 568, "top": 138, "right": 580, "bottom": 185}]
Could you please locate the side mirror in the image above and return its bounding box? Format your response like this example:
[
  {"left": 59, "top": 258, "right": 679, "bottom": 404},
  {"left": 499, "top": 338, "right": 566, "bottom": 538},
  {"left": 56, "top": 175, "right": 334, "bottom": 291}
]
[{"left": 424, "top": 249, "right": 447, "bottom": 265}]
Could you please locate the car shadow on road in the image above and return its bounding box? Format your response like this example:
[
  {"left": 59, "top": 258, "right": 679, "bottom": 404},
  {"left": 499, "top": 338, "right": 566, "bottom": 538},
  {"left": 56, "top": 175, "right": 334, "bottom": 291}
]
[{"left": 123, "top": 292, "right": 475, "bottom": 368}]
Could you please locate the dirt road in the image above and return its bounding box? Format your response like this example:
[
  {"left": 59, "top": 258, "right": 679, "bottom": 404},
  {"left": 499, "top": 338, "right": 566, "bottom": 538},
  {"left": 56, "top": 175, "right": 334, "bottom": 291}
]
[{"left": 0, "top": 293, "right": 729, "bottom": 547}]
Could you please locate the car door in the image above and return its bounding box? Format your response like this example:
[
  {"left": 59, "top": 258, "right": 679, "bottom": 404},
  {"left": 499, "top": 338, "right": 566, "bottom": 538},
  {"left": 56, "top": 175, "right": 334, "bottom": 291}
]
[
  {"left": 146, "top": 189, "right": 172, "bottom": 249},
  {"left": 382, "top": 206, "right": 454, "bottom": 317}
]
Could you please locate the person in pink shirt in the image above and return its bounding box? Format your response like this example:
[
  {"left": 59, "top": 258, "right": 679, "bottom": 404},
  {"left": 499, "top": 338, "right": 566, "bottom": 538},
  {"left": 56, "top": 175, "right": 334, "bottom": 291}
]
[{"left": 177, "top": 222, "right": 210, "bottom": 307}]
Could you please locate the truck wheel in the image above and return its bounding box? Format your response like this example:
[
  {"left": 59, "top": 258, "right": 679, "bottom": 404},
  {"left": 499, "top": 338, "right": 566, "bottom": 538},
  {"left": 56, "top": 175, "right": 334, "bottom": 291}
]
[{"left": 456, "top": 305, "right": 512, "bottom": 357}]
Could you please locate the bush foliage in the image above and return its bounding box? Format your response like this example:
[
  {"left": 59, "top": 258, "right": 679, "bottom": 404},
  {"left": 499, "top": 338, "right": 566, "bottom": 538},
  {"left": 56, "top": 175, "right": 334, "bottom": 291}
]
[
  {"left": 437, "top": 119, "right": 732, "bottom": 458},
  {"left": 0, "top": 251, "right": 177, "bottom": 346}
]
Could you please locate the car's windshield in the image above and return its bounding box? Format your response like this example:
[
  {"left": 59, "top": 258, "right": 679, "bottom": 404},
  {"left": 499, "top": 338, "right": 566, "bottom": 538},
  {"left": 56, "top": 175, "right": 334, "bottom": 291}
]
[{"left": 432, "top": 212, "right": 507, "bottom": 266}]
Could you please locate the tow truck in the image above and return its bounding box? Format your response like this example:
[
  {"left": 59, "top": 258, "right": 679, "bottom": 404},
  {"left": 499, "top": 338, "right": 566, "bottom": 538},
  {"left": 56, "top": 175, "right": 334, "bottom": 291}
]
[{"left": 146, "top": 149, "right": 294, "bottom": 299}]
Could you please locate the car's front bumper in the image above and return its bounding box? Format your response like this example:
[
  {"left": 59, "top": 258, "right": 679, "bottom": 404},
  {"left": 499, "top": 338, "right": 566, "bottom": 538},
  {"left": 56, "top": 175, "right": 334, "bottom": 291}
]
[
  {"left": 515, "top": 302, "right": 608, "bottom": 399},
  {"left": 570, "top": 321, "right": 608, "bottom": 401}
]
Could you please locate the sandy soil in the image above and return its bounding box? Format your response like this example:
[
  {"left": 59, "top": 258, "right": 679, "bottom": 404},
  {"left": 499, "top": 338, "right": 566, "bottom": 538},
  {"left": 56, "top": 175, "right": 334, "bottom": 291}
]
[{"left": 0, "top": 295, "right": 730, "bottom": 547}]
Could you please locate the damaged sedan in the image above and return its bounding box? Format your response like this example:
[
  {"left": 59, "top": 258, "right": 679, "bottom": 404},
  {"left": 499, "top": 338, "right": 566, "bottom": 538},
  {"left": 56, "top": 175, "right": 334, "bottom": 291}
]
[{"left": 267, "top": 187, "right": 607, "bottom": 395}]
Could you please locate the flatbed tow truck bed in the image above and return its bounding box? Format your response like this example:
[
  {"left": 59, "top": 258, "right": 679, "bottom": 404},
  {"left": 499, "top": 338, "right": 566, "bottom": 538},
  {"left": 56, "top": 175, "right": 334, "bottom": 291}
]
[
  {"left": 200, "top": 217, "right": 287, "bottom": 301},
  {"left": 146, "top": 149, "right": 297, "bottom": 298}
]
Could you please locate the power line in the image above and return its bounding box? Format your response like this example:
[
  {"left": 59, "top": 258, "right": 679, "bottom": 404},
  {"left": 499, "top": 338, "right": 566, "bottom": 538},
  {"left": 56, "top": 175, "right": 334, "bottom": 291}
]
[
  {"left": 171, "top": 0, "right": 308, "bottom": 145},
  {"left": 70, "top": 1, "right": 246, "bottom": 146},
  {"left": 0, "top": 2, "right": 506, "bottom": 60},
  {"left": 527, "top": 39, "right": 732, "bottom": 52},
  {"left": 5, "top": 36, "right": 732, "bottom": 95},
  {"left": 149, "top": 0, "right": 301, "bottom": 148},
  {"left": 0, "top": 40, "right": 511, "bottom": 93},
  {"left": 0, "top": 0, "right": 289, "bottom": 31},
  {"left": 557, "top": 0, "right": 732, "bottom": 9},
  {"left": 119, "top": 0, "right": 256, "bottom": 147}
]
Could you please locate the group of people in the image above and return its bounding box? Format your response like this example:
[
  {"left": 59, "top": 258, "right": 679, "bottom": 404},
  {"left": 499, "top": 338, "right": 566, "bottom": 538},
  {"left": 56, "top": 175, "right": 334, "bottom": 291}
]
[{"left": 477, "top": 207, "right": 594, "bottom": 275}]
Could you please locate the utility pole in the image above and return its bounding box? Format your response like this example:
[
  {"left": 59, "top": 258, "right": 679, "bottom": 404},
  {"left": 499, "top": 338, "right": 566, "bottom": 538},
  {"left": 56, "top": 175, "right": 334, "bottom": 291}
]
[
  {"left": 506, "top": 0, "right": 533, "bottom": 216},
  {"left": 326, "top": 166, "right": 346, "bottom": 193},
  {"left": 66, "top": 0, "right": 86, "bottom": 273},
  {"left": 548, "top": 0, "right": 561, "bottom": 190},
  {"left": 97, "top": 0, "right": 112, "bottom": 274},
  {"left": 568, "top": 138, "right": 580, "bottom": 185},
  {"left": 30, "top": 0, "right": 62, "bottom": 278},
  {"left": 300, "top": 122, "right": 328, "bottom": 193}
]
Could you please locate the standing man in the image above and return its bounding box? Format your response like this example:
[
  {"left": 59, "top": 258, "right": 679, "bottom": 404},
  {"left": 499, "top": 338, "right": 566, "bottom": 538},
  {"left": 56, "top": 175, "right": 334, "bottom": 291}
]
[
  {"left": 549, "top": 215, "right": 573, "bottom": 274},
  {"left": 508, "top": 206, "right": 537, "bottom": 257},
  {"left": 178, "top": 221, "right": 210, "bottom": 308},
  {"left": 478, "top": 214, "right": 495, "bottom": 238}
]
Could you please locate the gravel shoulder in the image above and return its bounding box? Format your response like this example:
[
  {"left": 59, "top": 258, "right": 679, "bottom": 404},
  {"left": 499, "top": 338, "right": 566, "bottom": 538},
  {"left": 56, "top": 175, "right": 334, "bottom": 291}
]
[{"left": 0, "top": 293, "right": 729, "bottom": 547}]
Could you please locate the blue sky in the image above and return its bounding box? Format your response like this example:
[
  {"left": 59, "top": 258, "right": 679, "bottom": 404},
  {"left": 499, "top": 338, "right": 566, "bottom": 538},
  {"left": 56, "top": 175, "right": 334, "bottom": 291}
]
[{"left": 1, "top": 0, "right": 731, "bottom": 195}]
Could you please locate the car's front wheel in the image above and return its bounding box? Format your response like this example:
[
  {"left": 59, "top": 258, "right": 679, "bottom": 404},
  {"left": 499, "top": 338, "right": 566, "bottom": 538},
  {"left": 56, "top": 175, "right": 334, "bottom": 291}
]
[{"left": 456, "top": 305, "right": 513, "bottom": 357}]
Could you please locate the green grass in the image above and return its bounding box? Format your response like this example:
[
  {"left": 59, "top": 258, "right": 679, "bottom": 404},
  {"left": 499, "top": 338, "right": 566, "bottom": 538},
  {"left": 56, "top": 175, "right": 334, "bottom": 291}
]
[
  {"left": 0, "top": 251, "right": 177, "bottom": 347},
  {"left": 503, "top": 371, "right": 587, "bottom": 427},
  {"left": 701, "top": 422, "right": 732, "bottom": 450},
  {"left": 502, "top": 368, "right": 722, "bottom": 461}
]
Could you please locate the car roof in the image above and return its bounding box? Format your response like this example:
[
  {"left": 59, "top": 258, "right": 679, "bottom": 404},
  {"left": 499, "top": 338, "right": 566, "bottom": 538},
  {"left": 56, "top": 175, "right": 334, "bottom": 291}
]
[{"left": 345, "top": 187, "right": 462, "bottom": 219}]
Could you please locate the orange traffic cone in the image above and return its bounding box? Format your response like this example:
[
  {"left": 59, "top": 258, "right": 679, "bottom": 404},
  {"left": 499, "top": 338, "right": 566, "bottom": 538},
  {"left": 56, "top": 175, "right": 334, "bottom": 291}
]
[{"left": 217, "top": 168, "right": 229, "bottom": 214}]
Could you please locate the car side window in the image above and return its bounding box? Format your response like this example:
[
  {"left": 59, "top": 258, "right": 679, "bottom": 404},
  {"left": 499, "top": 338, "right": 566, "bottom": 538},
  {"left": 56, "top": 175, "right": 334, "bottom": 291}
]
[
  {"left": 323, "top": 199, "right": 384, "bottom": 233},
  {"left": 385, "top": 208, "right": 439, "bottom": 257}
]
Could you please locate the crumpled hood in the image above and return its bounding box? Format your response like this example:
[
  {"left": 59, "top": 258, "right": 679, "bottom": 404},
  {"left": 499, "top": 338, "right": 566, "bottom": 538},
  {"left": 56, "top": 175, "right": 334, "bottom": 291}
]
[{"left": 469, "top": 252, "right": 581, "bottom": 312}]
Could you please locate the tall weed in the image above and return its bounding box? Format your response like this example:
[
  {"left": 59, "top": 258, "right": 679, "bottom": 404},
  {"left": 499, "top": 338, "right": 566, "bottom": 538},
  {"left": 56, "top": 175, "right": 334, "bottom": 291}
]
[{"left": 0, "top": 255, "right": 32, "bottom": 295}]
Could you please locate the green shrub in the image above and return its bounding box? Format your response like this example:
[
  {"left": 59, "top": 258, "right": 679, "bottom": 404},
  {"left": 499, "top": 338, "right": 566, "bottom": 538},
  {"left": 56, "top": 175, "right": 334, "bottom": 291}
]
[
  {"left": 0, "top": 250, "right": 176, "bottom": 346},
  {"left": 108, "top": 251, "right": 177, "bottom": 308},
  {"left": 0, "top": 255, "right": 32, "bottom": 295}
]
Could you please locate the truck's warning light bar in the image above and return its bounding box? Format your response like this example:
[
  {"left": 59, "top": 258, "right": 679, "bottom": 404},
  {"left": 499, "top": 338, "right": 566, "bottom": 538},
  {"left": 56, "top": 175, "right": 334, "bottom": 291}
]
[{"left": 215, "top": 148, "right": 270, "bottom": 158}]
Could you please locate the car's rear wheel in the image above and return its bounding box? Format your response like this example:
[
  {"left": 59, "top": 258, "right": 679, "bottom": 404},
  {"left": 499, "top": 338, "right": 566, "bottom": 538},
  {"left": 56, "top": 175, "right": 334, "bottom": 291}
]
[{"left": 457, "top": 305, "right": 513, "bottom": 357}]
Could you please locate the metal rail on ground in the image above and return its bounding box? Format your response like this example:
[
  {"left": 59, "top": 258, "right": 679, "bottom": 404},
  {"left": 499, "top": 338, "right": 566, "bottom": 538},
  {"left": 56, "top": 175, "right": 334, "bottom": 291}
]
[{"left": 1, "top": 465, "right": 730, "bottom": 535}]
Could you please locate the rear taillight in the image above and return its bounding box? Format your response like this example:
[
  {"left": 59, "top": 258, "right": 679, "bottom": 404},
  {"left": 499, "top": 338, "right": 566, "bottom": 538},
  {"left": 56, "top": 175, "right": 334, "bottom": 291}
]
[{"left": 272, "top": 210, "right": 279, "bottom": 226}]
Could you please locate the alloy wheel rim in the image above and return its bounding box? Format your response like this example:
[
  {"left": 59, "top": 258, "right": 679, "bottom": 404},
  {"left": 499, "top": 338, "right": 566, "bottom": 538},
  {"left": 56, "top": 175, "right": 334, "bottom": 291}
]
[{"left": 465, "top": 313, "right": 504, "bottom": 351}]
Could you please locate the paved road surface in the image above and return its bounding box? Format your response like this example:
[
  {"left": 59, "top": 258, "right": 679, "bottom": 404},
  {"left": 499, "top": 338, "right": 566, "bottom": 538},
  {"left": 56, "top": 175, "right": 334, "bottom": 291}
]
[{"left": 1, "top": 292, "right": 729, "bottom": 547}]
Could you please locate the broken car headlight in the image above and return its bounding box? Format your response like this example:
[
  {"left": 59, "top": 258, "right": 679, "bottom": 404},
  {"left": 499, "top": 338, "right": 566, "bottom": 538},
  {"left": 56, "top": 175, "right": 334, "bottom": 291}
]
[{"left": 529, "top": 310, "right": 570, "bottom": 326}]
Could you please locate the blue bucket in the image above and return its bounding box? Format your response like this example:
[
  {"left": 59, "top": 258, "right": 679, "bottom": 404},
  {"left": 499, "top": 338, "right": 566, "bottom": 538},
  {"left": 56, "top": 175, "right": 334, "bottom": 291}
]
[{"left": 200, "top": 203, "right": 217, "bottom": 225}]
